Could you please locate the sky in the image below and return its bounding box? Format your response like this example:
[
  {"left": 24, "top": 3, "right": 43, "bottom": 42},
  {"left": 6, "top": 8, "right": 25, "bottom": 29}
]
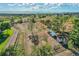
[{"left": 0, "top": 3, "right": 79, "bottom": 14}]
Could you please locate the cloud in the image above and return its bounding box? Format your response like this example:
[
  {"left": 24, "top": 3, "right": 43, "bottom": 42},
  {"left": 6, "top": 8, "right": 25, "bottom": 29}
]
[
  {"left": 17, "top": 4, "right": 23, "bottom": 6},
  {"left": 32, "top": 6, "right": 40, "bottom": 10},
  {"left": 17, "top": 3, "right": 29, "bottom": 6},
  {"left": 7, "top": 3, "right": 63, "bottom": 11},
  {"left": 44, "top": 3, "right": 49, "bottom": 5},
  {"left": 8, "top": 3, "right": 26, "bottom": 7},
  {"left": 22, "top": 3, "right": 26, "bottom": 5},
  {"left": 48, "top": 3, "right": 63, "bottom": 9},
  {"left": 31, "top": 3, "right": 61, "bottom": 10},
  {"left": 8, "top": 3, "right": 16, "bottom": 6}
]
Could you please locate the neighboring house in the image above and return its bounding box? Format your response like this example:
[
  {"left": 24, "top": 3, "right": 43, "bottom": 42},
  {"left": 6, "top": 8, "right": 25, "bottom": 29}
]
[
  {"left": 48, "top": 29, "right": 57, "bottom": 39},
  {"left": 48, "top": 29, "right": 69, "bottom": 46}
]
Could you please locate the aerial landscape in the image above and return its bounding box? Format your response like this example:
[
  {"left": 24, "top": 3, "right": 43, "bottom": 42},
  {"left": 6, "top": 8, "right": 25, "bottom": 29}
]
[{"left": 0, "top": 3, "right": 79, "bottom": 56}]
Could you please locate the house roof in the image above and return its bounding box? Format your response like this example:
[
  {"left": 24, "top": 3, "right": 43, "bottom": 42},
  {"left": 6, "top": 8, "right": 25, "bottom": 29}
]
[{"left": 48, "top": 29, "right": 57, "bottom": 36}]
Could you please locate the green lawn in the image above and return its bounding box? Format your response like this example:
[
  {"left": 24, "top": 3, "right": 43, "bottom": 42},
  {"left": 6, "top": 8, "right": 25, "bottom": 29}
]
[{"left": 0, "top": 28, "right": 13, "bottom": 54}]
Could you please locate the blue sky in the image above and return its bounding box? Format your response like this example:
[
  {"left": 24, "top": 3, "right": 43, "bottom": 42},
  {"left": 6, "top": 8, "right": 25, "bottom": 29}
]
[{"left": 0, "top": 3, "right": 79, "bottom": 13}]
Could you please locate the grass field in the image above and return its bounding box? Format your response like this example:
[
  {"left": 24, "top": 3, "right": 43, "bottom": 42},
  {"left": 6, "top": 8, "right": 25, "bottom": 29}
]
[{"left": 0, "top": 28, "right": 13, "bottom": 54}]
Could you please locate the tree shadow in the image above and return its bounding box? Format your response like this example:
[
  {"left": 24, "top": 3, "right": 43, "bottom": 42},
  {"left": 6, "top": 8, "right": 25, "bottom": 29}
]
[{"left": 0, "top": 33, "right": 9, "bottom": 44}]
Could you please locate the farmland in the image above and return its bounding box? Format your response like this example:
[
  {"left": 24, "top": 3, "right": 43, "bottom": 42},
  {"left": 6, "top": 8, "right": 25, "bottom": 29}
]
[{"left": 0, "top": 14, "right": 79, "bottom": 56}]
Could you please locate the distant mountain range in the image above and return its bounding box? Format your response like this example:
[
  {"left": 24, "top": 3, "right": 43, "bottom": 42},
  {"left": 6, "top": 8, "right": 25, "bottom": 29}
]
[
  {"left": 0, "top": 11, "right": 79, "bottom": 14},
  {"left": 0, "top": 11, "right": 79, "bottom": 16}
]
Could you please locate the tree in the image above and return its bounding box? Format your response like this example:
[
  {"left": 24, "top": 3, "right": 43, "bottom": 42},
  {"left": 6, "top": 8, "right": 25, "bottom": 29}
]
[
  {"left": 31, "top": 44, "right": 55, "bottom": 56},
  {"left": 0, "top": 22, "right": 11, "bottom": 31},
  {"left": 68, "top": 18, "right": 79, "bottom": 49},
  {"left": 2, "top": 44, "right": 25, "bottom": 56}
]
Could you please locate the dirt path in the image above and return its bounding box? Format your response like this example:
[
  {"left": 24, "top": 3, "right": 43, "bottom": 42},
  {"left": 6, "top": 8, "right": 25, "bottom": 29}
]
[
  {"left": 5, "top": 28, "right": 18, "bottom": 49},
  {"left": 14, "top": 23, "right": 33, "bottom": 55},
  {"left": 23, "top": 23, "right": 33, "bottom": 55},
  {"left": 13, "top": 22, "right": 74, "bottom": 56}
]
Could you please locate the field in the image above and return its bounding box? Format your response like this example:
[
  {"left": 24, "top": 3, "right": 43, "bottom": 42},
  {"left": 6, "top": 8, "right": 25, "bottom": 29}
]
[
  {"left": 0, "top": 28, "right": 13, "bottom": 54},
  {"left": 0, "top": 14, "right": 79, "bottom": 56}
]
